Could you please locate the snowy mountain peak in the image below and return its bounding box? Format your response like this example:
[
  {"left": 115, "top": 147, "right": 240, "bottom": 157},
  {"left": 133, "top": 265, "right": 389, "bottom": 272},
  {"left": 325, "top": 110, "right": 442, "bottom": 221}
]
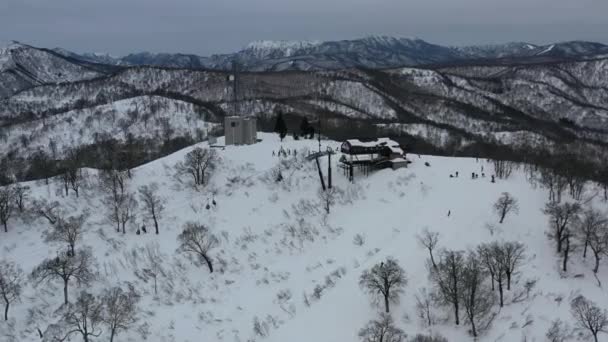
[{"left": 245, "top": 40, "right": 321, "bottom": 51}]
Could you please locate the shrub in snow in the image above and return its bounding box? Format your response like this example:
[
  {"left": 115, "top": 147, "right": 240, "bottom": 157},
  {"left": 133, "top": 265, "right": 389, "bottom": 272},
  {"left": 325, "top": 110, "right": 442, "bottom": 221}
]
[
  {"left": 353, "top": 233, "right": 365, "bottom": 246},
  {"left": 408, "top": 333, "right": 448, "bottom": 342}
]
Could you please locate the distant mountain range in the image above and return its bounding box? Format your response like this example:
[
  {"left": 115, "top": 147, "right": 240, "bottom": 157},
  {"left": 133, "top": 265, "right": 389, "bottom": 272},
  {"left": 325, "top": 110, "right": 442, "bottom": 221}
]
[
  {"left": 48, "top": 36, "right": 608, "bottom": 71},
  {"left": 3, "top": 36, "right": 608, "bottom": 183}
]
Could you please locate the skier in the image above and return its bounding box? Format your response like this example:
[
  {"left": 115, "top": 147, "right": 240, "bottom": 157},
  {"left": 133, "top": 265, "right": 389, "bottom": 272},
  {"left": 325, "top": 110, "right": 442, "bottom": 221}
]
[
  {"left": 447, "top": 210, "right": 451, "bottom": 217},
  {"left": 142, "top": 225, "right": 147, "bottom": 234},
  {"left": 212, "top": 199, "right": 217, "bottom": 206},
  {"left": 136, "top": 229, "right": 141, "bottom": 235},
  {"left": 272, "top": 150, "right": 275, "bottom": 156}
]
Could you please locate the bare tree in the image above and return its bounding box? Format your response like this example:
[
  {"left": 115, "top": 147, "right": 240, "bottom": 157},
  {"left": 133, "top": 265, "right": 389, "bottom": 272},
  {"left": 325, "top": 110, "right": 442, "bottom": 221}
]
[
  {"left": 0, "top": 261, "right": 23, "bottom": 321},
  {"left": 492, "top": 160, "right": 515, "bottom": 179},
  {"left": 101, "top": 286, "right": 140, "bottom": 342},
  {"left": 498, "top": 241, "right": 525, "bottom": 290},
  {"left": 493, "top": 192, "right": 519, "bottom": 224},
  {"left": 31, "top": 199, "right": 63, "bottom": 225},
  {"left": 570, "top": 295, "right": 608, "bottom": 342},
  {"left": 414, "top": 287, "right": 437, "bottom": 328},
  {"left": 358, "top": 313, "right": 406, "bottom": 342},
  {"left": 177, "top": 223, "right": 219, "bottom": 273},
  {"left": 176, "top": 147, "right": 218, "bottom": 187},
  {"left": 360, "top": 258, "right": 407, "bottom": 313},
  {"left": 143, "top": 242, "right": 165, "bottom": 295},
  {"left": 31, "top": 249, "right": 95, "bottom": 305},
  {"left": 12, "top": 184, "right": 29, "bottom": 213},
  {"left": 546, "top": 319, "right": 570, "bottom": 342},
  {"left": 417, "top": 228, "right": 440, "bottom": 269},
  {"left": 62, "top": 148, "right": 86, "bottom": 198},
  {"left": 577, "top": 209, "right": 607, "bottom": 259},
  {"left": 118, "top": 194, "right": 138, "bottom": 234},
  {"left": 461, "top": 251, "right": 495, "bottom": 338},
  {"left": 478, "top": 242, "right": 508, "bottom": 307},
  {"left": 0, "top": 186, "right": 15, "bottom": 233},
  {"left": 543, "top": 202, "right": 581, "bottom": 253},
  {"left": 59, "top": 291, "right": 103, "bottom": 342},
  {"left": 99, "top": 169, "right": 129, "bottom": 233},
  {"left": 138, "top": 183, "right": 165, "bottom": 234},
  {"left": 588, "top": 223, "right": 608, "bottom": 274},
  {"left": 562, "top": 231, "right": 573, "bottom": 273},
  {"left": 432, "top": 249, "right": 465, "bottom": 324},
  {"left": 45, "top": 213, "right": 88, "bottom": 257}
]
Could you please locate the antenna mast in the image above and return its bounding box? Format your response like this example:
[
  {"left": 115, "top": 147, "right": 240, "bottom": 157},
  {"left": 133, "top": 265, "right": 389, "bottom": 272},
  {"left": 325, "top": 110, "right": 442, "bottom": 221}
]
[{"left": 232, "top": 60, "right": 240, "bottom": 117}]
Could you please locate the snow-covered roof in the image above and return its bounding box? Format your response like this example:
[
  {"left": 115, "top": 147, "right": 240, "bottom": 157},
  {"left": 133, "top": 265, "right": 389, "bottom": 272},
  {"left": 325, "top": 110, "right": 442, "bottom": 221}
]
[{"left": 345, "top": 138, "right": 403, "bottom": 155}]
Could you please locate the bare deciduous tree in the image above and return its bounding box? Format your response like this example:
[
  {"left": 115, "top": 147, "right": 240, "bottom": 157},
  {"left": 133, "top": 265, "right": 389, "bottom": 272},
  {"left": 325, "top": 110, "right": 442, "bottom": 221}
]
[
  {"left": 358, "top": 313, "right": 406, "bottom": 342},
  {"left": 415, "top": 287, "right": 437, "bottom": 328},
  {"left": 478, "top": 242, "right": 509, "bottom": 307},
  {"left": 543, "top": 202, "right": 581, "bottom": 253},
  {"left": 0, "top": 261, "right": 23, "bottom": 321},
  {"left": 493, "top": 192, "right": 519, "bottom": 224},
  {"left": 12, "top": 184, "right": 29, "bottom": 213},
  {"left": 118, "top": 194, "right": 138, "bottom": 234},
  {"left": 142, "top": 242, "right": 165, "bottom": 295},
  {"left": 546, "top": 319, "right": 570, "bottom": 342},
  {"left": 45, "top": 213, "right": 88, "bottom": 257},
  {"left": 577, "top": 209, "right": 607, "bottom": 259},
  {"left": 498, "top": 241, "right": 525, "bottom": 290},
  {"left": 138, "top": 183, "right": 165, "bottom": 235},
  {"left": 492, "top": 160, "right": 515, "bottom": 179},
  {"left": 432, "top": 249, "right": 465, "bottom": 324},
  {"left": 588, "top": 224, "right": 608, "bottom": 274},
  {"left": 461, "top": 251, "right": 495, "bottom": 337},
  {"left": 31, "top": 249, "right": 95, "bottom": 305},
  {"left": 0, "top": 186, "right": 15, "bottom": 233},
  {"left": 176, "top": 147, "right": 218, "bottom": 187},
  {"left": 59, "top": 291, "right": 103, "bottom": 342},
  {"left": 418, "top": 228, "right": 440, "bottom": 269},
  {"left": 570, "top": 295, "right": 608, "bottom": 342},
  {"left": 99, "top": 169, "right": 129, "bottom": 233},
  {"left": 101, "top": 286, "right": 140, "bottom": 342},
  {"left": 177, "top": 223, "right": 219, "bottom": 273},
  {"left": 359, "top": 258, "right": 407, "bottom": 313}
]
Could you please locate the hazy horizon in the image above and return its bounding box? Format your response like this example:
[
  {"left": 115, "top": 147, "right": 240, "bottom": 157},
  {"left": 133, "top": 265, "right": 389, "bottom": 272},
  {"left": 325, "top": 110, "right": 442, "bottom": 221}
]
[{"left": 1, "top": 0, "right": 607, "bottom": 56}]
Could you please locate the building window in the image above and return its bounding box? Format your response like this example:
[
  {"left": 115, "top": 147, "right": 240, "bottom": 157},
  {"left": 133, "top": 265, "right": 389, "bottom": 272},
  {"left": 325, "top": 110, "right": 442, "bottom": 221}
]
[{"left": 231, "top": 122, "right": 237, "bottom": 127}]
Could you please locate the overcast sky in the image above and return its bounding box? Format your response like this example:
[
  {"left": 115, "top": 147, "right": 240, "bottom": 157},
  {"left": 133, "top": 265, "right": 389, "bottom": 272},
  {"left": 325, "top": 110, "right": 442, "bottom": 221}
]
[{"left": 1, "top": 0, "right": 607, "bottom": 56}]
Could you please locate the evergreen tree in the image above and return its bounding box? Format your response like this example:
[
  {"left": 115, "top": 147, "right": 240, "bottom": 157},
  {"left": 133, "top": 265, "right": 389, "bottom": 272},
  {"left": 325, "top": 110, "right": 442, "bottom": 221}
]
[
  {"left": 274, "top": 112, "right": 288, "bottom": 141},
  {"left": 300, "top": 117, "right": 311, "bottom": 138}
]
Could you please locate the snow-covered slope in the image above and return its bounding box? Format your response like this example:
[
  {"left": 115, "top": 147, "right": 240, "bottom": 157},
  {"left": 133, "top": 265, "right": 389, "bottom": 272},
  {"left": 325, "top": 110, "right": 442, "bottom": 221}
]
[
  {"left": 0, "top": 42, "right": 104, "bottom": 98},
  {"left": 1, "top": 133, "right": 607, "bottom": 341},
  {"left": 0, "top": 96, "right": 216, "bottom": 160}
]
